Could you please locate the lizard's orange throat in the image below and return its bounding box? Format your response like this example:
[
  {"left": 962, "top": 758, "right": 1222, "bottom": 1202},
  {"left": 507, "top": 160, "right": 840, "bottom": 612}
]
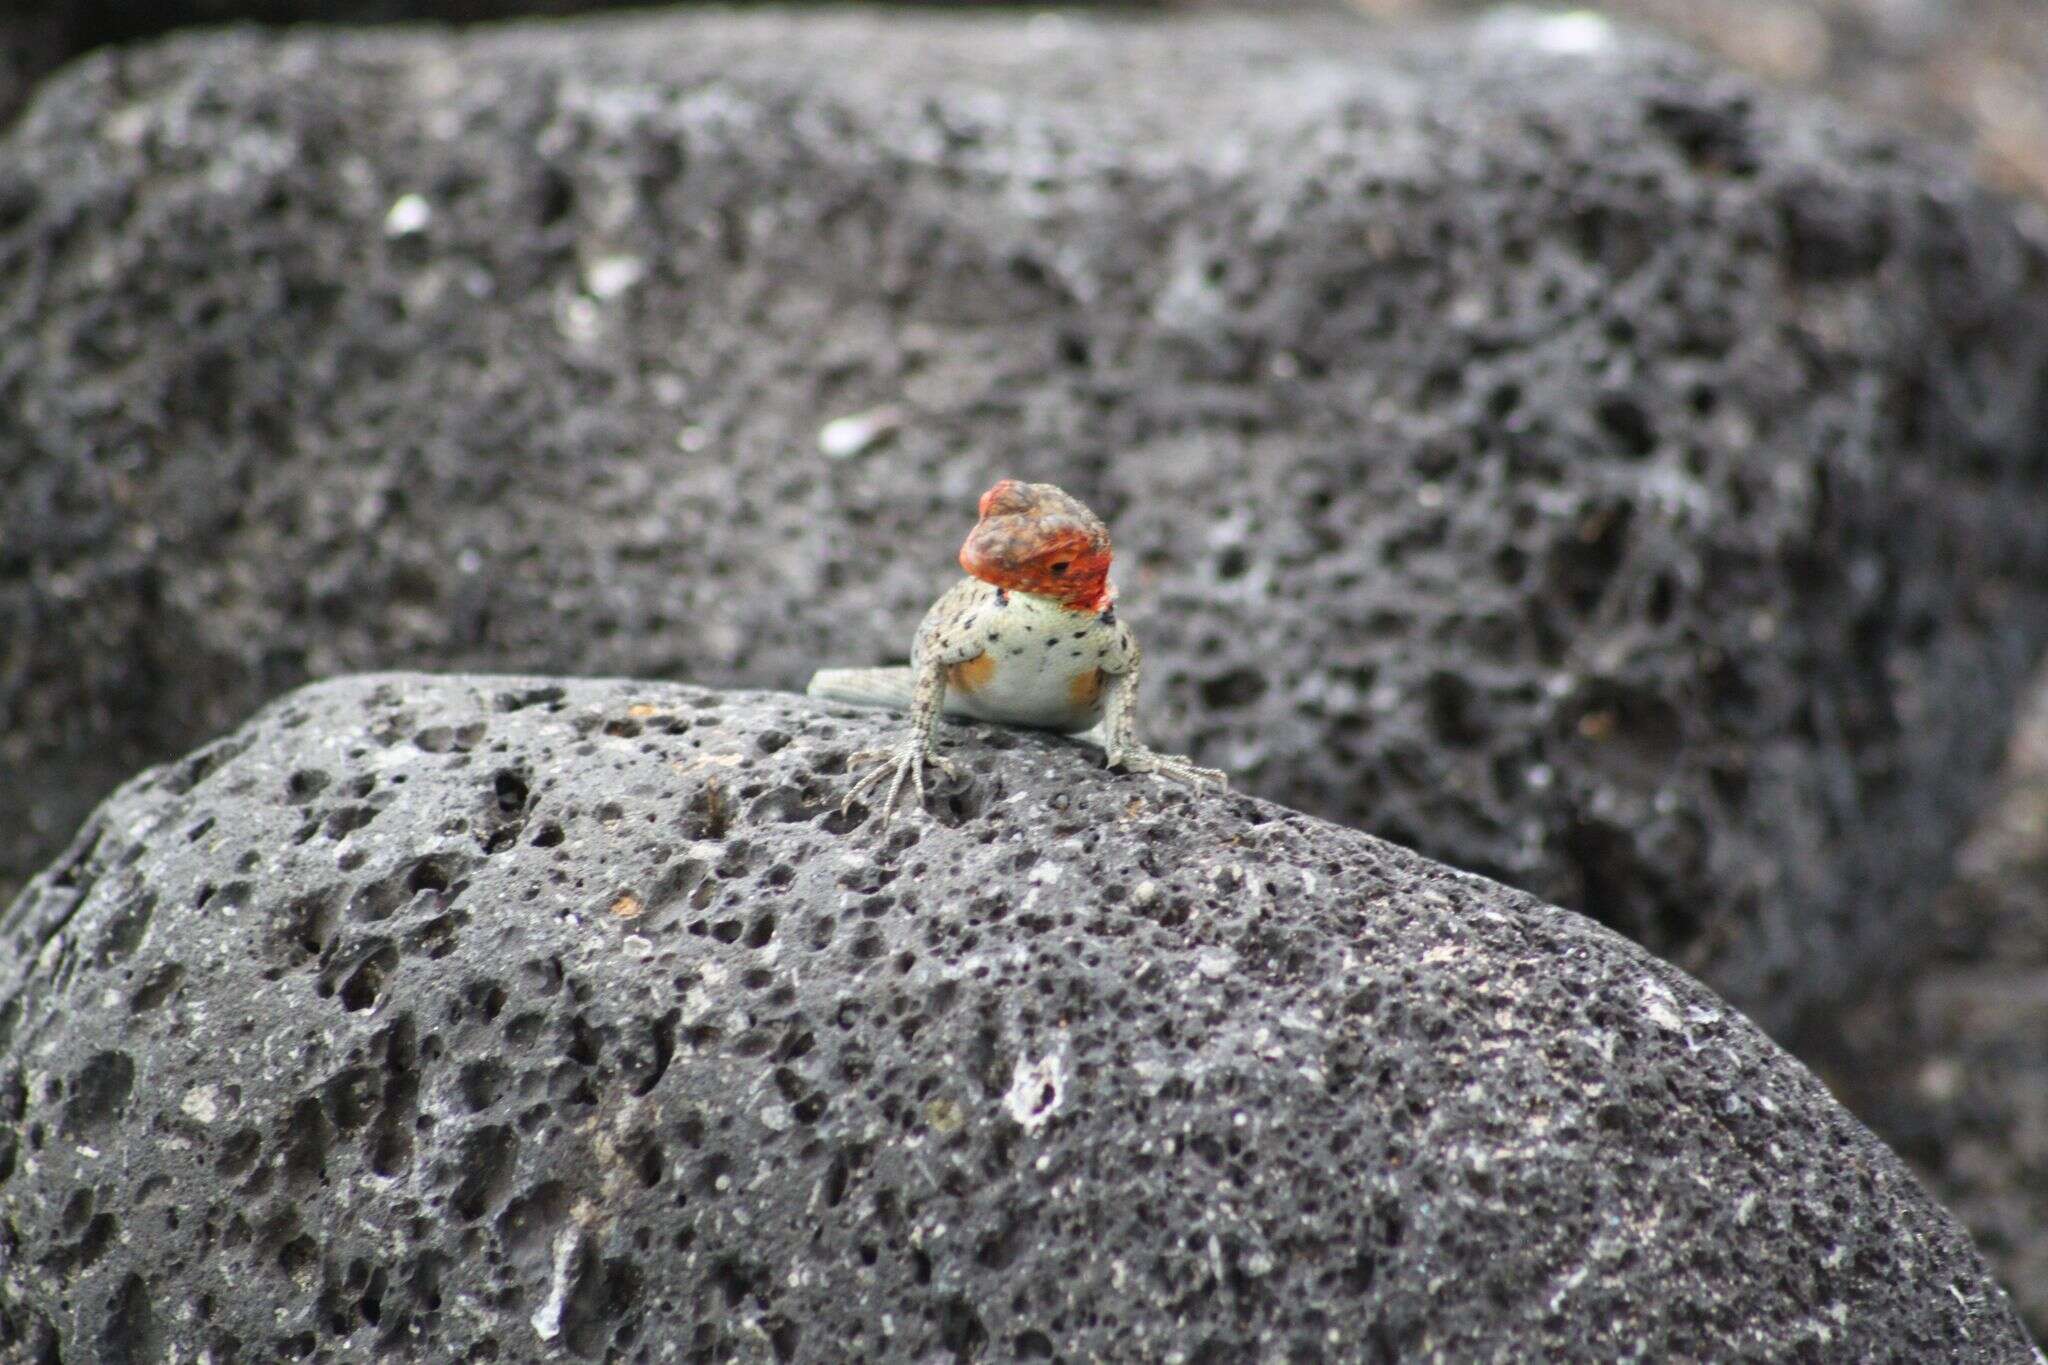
[
  {"left": 958, "top": 480, "right": 1115, "bottom": 613},
  {"left": 959, "top": 533, "right": 1113, "bottom": 611}
]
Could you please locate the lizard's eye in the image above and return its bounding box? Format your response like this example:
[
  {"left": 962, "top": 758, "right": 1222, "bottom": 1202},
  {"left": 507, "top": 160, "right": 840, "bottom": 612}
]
[{"left": 1048, "top": 561, "right": 1070, "bottom": 576}]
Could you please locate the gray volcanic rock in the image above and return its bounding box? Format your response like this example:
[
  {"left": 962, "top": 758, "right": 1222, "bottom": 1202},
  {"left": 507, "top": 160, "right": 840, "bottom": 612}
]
[
  {"left": 1, "top": 0, "right": 1147, "bottom": 130},
  {"left": 0, "top": 674, "right": 2034, "bottom": 1362},
  {"left": 1811, "top": 664, "right": 2048, "bottom": 1340},
  {"left": 4, "top": 12, "right": 2047, "bottom": 1039}
]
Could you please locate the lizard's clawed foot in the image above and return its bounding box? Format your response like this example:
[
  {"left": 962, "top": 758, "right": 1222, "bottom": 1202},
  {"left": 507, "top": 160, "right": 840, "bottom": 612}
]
[
  {"left": 1106, "top": 745, "right": 1229, "bottom": 791},
  {"left": 843, "top": 743, "right": 963, "bottom": 825}
]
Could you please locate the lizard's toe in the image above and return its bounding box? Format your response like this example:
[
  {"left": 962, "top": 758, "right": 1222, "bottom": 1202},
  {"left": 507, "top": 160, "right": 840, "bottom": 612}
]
[
  {"left": 842, "top": 743, "right": 934, "bottom": 827},
  {"left": 841, "top": 751, "right": 900, "bottom": 814},
  {"left": 1149, "top": 759, "right": 1227, "bottom": 790},
  {"left": 1110, "top": 746, "right": 1227, "bottom": 791},
  {"left": 1169, "top": 763, "right": 1229, "bottom": 790}
]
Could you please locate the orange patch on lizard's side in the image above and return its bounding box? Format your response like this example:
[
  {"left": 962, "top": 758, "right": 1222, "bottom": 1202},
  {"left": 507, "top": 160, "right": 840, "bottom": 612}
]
[
  {"left": 1067, "top": 667, "right": 1104, "bottom": 709},
  {"left": 948, "top": 653, "right": 998, "bottom": 694}
]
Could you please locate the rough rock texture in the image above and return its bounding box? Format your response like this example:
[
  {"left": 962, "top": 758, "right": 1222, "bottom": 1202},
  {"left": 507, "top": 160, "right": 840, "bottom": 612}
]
[
  {"left": 0, "top": 674, "right": 2036, "bottom": 1363},
  {"left": 1465, "top": 1, "right": 2048, "bottom": 1336},
  {"left": 0, "top": 1, "right": 1180, "bottom": 132},
  {"left": 5, "top": 13, "right": 2048, "bottom": 1042},
  {"left": 1807, "top": 665, "right": 2048, "bottom": 1340},
  {"left": 1525, "top": 0, "right": 2048, "bottom": 205},
  {"left": 2, "top": 7, "right": 562, "bottom": 131}
]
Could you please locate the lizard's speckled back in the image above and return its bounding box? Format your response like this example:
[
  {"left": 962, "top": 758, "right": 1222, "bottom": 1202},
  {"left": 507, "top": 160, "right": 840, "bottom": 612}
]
[{"left": 912, "top": 578, "right": 1134, "bottom": 734}]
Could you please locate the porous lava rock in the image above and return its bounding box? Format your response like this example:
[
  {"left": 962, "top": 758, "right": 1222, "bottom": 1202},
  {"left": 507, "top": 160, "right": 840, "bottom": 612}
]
[
  {"left": 0, "top": 674, "right": 2036, "bottom": 1362},
  {"left": 4, "top": 11, "right": 2047, "bottom": 1038},
  {"left": 1810, "top": 665, "right": 2048, "bottom": 1341},
  {"left": 1, "top": 0, "right": 1153, "bottom": 130}
]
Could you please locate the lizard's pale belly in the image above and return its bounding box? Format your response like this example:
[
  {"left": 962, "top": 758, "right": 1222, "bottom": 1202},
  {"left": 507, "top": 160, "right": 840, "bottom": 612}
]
[
  {"left": 945, "top": 650, "right": 1104, "bottom": 733},
  {"left": 927, "top": 590, "right": 1112, "bottom": 734}
]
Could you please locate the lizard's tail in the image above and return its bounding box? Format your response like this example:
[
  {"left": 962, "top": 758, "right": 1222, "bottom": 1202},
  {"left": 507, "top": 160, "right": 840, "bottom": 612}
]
[{"left": 806, "top": 667, "right": 918, "bottom": 713}]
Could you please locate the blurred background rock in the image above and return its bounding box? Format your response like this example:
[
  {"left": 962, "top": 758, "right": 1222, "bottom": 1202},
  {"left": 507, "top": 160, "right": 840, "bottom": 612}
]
[
  {"left": 1811, "top": 669, "right": 2048, "bottom": 1329},
  {"left": 8, "top": 0, "right": 2048, "bottom": 206},
  {"left": 1496, "top": 0, "right": 2048, "bottom": 1334},
  {"left": 1411, "top": 0, "right": 2048, "bottom": 206},
  {"left": 1418, "top": 0, "right": 2048, "bottom": 1329}
]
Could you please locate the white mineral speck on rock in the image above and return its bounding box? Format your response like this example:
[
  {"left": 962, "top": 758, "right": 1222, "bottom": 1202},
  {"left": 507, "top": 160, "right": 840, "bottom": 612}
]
[
  {"left": 558, "top": 295, "right": 601, "bottom": 344},
  {"left": 383, "top": 193, "right": 431, "bottom": 237},
  {"left": 818, "top": 406, "right": 902, "bottom": 459},
  {"left": 1513, "top": 9, "right": 1615, "bottom": 56},
  {"left": 1004, "top": 1051, "right": 1067, "bottom": 1132},
  {"left": 180, "top": 1086, "right": 219, "bottom": 1124},
  {"left": 1640, "top": 982, "right": 1684, "bottom": 1032},
  {"left": 531, "top": 1226, "right": 583, "bottom": 1342},
  {"left": 585, "top": 254, "right": 646, "bottom": 300}
]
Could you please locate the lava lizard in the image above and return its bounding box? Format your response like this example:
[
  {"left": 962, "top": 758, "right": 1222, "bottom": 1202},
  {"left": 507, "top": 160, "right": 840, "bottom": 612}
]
[{"left": 808, "top": 479, "right": 1228, "bottom": 822}]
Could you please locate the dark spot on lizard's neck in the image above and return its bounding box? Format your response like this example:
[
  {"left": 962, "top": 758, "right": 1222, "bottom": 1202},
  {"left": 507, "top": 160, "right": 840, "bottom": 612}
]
[
  {"left": 994, "top": 587, "right": 1009, "bottom": 606},
  {"left": 1100, "top": 605, "right": 1116, "bottom": 625}
]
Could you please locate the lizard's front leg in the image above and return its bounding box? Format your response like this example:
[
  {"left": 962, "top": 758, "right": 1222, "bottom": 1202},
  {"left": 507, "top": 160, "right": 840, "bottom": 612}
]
[
  {"left": 1102, "top": 661, "right": 1228, "bottom": 790},
  {"left": 843, "top": 660, "right": 964, "bottom": 825}
]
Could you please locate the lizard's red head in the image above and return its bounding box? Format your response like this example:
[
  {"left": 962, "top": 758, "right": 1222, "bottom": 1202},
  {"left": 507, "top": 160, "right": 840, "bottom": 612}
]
[{"left": 957, "top": 479, "right": 1114, "bottom": 612}]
